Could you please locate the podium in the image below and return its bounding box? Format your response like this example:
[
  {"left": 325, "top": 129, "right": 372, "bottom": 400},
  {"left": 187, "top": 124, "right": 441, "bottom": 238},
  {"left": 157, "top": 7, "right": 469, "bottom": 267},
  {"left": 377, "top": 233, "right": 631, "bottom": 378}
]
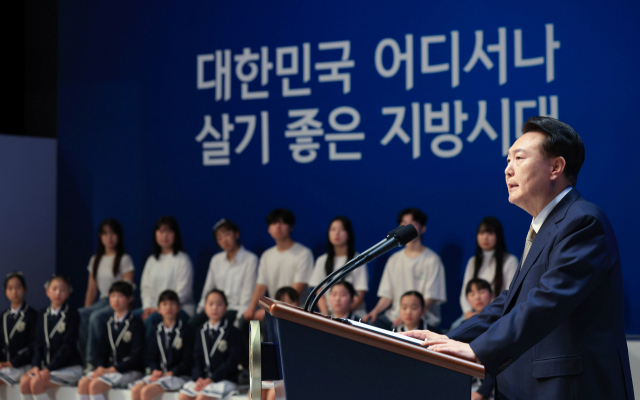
[{"left": 258, "top": 297, "right": 485, "bottom": 400}]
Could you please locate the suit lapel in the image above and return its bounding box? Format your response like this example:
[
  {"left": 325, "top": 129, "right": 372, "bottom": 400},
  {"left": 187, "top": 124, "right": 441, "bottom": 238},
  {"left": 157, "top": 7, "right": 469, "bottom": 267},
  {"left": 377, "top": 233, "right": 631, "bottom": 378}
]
[{"left": 503, "top": 189, "right": 581, "bottom": 311}]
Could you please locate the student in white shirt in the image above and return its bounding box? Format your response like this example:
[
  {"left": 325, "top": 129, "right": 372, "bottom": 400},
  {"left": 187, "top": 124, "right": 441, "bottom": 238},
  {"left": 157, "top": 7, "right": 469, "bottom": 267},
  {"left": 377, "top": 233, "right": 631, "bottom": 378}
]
[
  {"left": 458, "top": 216, "right": 518, "bottom": 318},
  {"left": 362, "top": 208, "right": 447, "bottom": 329},
  {"left": 189, "top": 219, "right": 258, "bottom": 329},
  {"left": 308, "top": 216, "right": 368, "bottom": 315},
  {"left": 136, "top": 216, "right": 195, "bottom": 342},
  {"left": 243, "top": 209, "right": 313, "bottom": 322},
  {"left": 79, "top": 219, "right": 135, "bottom": 369}
]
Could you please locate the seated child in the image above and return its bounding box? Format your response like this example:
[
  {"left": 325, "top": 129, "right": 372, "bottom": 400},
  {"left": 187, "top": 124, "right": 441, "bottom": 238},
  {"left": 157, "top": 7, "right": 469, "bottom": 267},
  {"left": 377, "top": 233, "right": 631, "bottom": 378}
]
[
  {"left": 329, "top": 281, "right": 360, "bottom": 320},
  {"left": 274, "top": 287, "right": 299, "bottom": 307},
  {"left": 77, "top": 281, "right": 144, "bottom": 400},
  {"left": 0, "top": 272, "right": 37, "bottom": 386},
  {"left": 396, "top": 291, "right": 427, "bottom": 332},
  {"left": 449, "top": 278, "right": 494, "bottom": 331},
  {"left": 131, "top": 290, "right": 194, "bottom": 400},
  {"left": 21, "top": 275, "right": 83, "bottom": 400},
  {"left": 449, "top": 279, "right": 495, "bottom": 399},
  {"left": 179, "top": 290, "right": 242, "bottom": 400}
]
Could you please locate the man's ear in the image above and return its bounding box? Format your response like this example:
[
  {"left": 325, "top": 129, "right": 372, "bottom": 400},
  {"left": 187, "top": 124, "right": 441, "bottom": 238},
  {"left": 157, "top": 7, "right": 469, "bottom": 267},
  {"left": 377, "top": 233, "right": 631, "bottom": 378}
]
[{"left": 549, "top": 156, "right": 567, "bottom": 181}]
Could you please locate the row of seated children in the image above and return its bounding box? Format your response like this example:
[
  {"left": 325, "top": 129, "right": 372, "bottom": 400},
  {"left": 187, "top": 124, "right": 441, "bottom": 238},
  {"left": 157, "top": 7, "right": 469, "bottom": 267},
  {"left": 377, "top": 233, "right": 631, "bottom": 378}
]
[{"left": 0, "top": 273, "right": 243, "bottom": 400}]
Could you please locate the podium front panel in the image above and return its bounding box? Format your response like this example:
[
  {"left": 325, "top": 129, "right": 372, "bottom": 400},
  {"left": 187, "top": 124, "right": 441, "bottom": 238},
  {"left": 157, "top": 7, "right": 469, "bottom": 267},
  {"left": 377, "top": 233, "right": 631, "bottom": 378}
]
[{"left": 268, "top": 314, "right": 471, "bottom": 400}]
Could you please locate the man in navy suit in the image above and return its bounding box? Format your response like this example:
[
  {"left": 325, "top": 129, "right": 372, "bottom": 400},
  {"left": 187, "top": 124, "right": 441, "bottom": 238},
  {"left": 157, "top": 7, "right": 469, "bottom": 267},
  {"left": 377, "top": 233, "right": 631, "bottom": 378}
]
[{"left": 404, "top": 116, "right": 634, "bottom": 399}]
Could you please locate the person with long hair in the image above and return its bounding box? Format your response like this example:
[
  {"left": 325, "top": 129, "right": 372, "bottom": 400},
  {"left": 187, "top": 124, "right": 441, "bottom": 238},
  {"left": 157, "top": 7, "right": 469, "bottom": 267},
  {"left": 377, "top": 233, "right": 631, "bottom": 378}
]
[
  {"left": 79, "top": 219, "right": 135, "bottom": 369},
  {"left": 308, "top": 216, "right": 368, "bottom": 315},
  {"left": 137, "top": 216, "right": 194, "bottom": 340},
  {"left": 458, "top": 217, "right": 518, "bottom": 319}
]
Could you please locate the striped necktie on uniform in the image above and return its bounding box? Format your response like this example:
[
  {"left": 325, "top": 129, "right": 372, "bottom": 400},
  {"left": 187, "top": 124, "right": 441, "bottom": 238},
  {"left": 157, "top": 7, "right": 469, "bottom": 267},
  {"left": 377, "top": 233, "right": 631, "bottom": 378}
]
[{"left": 520, "top": 225, "right": 537, "bottom": 270}]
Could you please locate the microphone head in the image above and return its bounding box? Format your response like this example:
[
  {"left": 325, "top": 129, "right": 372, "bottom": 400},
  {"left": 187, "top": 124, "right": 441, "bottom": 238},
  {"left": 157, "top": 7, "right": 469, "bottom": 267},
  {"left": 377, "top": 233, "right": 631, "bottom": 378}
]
[
  {"left": 386, "top": 226, "right": 403, "bottom": 239},
  {"left": 395, "top": 224, "right": 418, "bottom": 245}
]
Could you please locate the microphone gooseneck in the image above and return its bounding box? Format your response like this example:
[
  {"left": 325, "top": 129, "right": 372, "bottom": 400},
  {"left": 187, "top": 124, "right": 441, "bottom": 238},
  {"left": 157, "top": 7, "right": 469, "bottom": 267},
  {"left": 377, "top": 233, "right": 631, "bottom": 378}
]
[{"left": 304, "top": 224, "right": 418, "bottom": 313}]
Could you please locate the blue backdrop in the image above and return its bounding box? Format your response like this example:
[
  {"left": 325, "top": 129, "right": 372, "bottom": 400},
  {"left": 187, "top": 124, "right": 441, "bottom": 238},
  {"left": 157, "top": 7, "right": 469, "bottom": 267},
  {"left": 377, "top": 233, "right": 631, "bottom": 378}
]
[{"left": 56, "top": 0, "right": 640, "bottom": 332}]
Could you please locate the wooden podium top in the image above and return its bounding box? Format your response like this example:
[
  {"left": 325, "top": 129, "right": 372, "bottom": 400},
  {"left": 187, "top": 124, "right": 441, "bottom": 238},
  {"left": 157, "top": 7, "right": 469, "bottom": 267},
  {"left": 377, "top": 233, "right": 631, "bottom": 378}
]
[{"left": 260, "top": 296, "right": 485, "bottom": 379}]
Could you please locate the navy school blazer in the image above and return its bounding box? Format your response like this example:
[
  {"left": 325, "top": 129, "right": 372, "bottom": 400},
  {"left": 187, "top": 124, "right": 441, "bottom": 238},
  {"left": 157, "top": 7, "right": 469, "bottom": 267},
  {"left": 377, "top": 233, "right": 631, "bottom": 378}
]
[
  {"left": 448, "top": 189, "right": 634, "bottom": 400},
  {"left": 32, "top": 303, "right": 83, "bottom": 370},
  {"left": 148, "top": 319, "right": 194, "bottom": 377},
  {"left": 192, "top": 319, "right": 242, "bottom": 383},
  {"left": 96, "top": 311, "right": 144, "bottom": 373},
  {"left": 1, "top": 302, "right": 38, "bottom": 368}
]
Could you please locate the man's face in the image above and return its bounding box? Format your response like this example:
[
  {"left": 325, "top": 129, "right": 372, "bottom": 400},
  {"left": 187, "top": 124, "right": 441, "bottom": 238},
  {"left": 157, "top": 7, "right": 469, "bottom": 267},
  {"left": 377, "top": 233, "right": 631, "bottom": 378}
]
[
  {"left": 268, "top": 219, "right": 293, "bottom": 241},
  {"left": 505, "top": 132, "right": 553, "bottom": 213},
  {"left": 215, "top": 228, "right": 239, "bottom": 252}
]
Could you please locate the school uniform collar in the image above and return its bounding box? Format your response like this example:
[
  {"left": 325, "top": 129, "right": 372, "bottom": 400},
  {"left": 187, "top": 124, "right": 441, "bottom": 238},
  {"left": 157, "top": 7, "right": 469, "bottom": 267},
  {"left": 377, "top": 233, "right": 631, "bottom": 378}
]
[
  {"left": 3, "top": 303, "right": 29, "bottom": 344},
  {"left": 113, "top": 312, "right": 128, "bottom": 323},
  {"left": 156, "top": 319, "right": 183, "bottom": 371},
  {"left": 206, "top": 320, "right": 223, "bottom": 332},
  {"left": 108, "top": 310, "right": 132, "bottom": 356},
  {"left": 164, "top": 324, "right": 175, "bottom": 335},
  {"left": 49, "top": 305, "right": 62, "bottom": 316},
  {"left": 200, "top": 319, "right": 229, "bottom": 371}
]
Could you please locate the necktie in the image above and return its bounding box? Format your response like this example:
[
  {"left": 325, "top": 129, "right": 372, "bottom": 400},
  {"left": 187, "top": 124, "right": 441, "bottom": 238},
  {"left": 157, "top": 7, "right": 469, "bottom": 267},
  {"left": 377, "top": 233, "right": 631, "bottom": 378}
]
[{"left": 520, "top": 225, "right": 537, "bottom": 270}]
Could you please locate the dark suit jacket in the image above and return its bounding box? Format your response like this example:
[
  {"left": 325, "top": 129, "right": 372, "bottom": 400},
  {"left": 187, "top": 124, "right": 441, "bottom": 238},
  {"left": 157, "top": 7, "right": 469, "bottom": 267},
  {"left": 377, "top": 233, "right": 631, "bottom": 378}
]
[{"left": 448, "top": 189, "right": 634, "bottom": 399}]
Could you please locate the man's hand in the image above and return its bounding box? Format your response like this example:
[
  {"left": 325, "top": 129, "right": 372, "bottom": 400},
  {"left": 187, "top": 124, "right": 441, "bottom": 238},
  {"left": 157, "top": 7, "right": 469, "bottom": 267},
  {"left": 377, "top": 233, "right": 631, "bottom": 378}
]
[
  {"left": 361, "top": 311, "right": 377, "bottom": 323},
  {"left": 141, "top": 308, "right": 156, "bottom": 321},
  {"left": 471, "top": 391, "right": 485, "bottom": 400},
  {"left": 243, "top": 308, "right": 254, "bottom": 321},
  {"left": 399, "top": 329, "right": 448, "bottom": 342},
  {"left": 27, "top": 366, "right": 39, "bottom": 375},
  {"left": 149, "top": 369, "right": 163, "bottom": 381},
  {"left": 392, "top": 316, "right": 403, "bottom": 326},
  {"left": 427, "top": 338, "right": 479, "bottom": 363}
]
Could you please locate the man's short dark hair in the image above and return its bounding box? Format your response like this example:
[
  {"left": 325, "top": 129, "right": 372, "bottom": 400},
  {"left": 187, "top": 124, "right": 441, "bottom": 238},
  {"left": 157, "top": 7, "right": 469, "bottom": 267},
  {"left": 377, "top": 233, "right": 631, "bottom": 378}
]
[
  {"left": 158, "top": 289, "right": 180, "bottom": 306},
  {"left": 522, "top": 116, "right": 585, "bottom": 186},
  {"left": 109, "top": 281, "right": 134, "bottom": 298},
  {"left": 266, "top": 208, "right": 295, "bottom": 226},
  {"left": 397, "top": 208, "right": 428, "bottom": 227}
]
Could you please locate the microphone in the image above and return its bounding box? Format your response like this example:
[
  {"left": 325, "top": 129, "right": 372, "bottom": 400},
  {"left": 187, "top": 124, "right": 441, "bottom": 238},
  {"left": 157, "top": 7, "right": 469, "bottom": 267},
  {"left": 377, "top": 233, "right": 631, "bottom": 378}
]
[
  {"left": 304, "top": 224, "right": 418, "bottom": 313},
  {"left": 302, "top": 226, "right": 405, "bottom": 312}
]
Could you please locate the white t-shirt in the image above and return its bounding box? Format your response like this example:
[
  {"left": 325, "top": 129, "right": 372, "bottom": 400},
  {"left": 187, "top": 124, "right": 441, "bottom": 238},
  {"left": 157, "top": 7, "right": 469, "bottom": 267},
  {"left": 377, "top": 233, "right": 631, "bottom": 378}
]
[
  {"left": 377, "top": 247, "right": 447, "bottom": 327},
  {"left": 140, "top": 251, "right": 195, "bottom": 315},
  {"left": 308, "top": 253, "right": 369, "bottom": 314},
  {"left": 459, "top": 250, "right": 519, "bottom": 313},
  {"left": 196, "top": 246, "right": 258, "bottom": 315},
  {"left": 256, "top": 242, "right": 314, "bottom": 297},
  {"left": 86, "top": 254, "right": 135, "bottom": 299}
]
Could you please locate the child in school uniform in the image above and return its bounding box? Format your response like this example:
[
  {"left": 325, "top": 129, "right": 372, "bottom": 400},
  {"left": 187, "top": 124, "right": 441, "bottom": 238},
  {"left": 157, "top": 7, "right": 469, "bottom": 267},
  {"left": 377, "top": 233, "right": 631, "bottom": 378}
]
[
  {"left": 273, "top": 287, "right": 299, "bottom": 307},
  {"left": 179, "top": 289, "right": 242, "bottom": 400},
  {"left": 0, "top": 272, "right": 37, "bottom": 386},
  {"left": 21, "top": 274, "right": 83, "bottom": 400},
  {"left": 77, "top": 281, "right": 144, "bottom": 400},
  {"left": 329, "top": 281, "right": 360, "bottom": 320},
  {"left": 396, "top": 291, "right": 428, "bottom": 332},
  {"left": 130, "top": 290, "right": 194, "bottom": 400}
]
